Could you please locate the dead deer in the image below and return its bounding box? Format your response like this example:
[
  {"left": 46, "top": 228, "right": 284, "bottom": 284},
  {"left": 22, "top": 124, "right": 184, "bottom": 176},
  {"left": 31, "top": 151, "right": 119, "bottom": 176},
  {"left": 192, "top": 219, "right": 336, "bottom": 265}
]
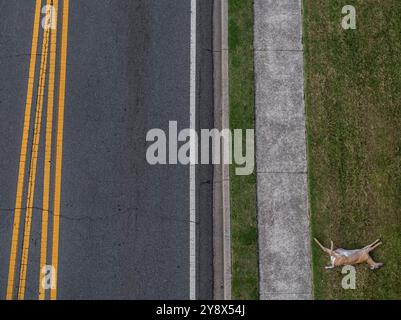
[{"left": 314, "top": 238, "right": 383, "bottom": 270}]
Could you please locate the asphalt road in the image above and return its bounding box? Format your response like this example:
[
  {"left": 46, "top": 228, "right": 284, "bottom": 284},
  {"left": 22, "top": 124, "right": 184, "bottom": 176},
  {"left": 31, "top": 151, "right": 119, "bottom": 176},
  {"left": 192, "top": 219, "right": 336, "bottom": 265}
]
[{"left": 0, "top": 0, "right": 214, "bottom": 300}]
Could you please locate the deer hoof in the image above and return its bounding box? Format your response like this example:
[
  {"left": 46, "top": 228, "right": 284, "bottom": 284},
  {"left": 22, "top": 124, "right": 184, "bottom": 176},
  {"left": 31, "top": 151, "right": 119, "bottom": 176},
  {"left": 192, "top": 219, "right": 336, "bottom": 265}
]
[{"left": 370, "top": 263, "right": 383, "bottom": 270}]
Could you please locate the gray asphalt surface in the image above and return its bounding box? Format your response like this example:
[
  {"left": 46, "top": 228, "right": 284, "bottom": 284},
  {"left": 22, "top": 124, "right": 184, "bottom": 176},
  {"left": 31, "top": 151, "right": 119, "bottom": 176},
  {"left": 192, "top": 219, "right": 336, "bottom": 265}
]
[{"left": 0, "top": 0, "right": 214, "bottom": 300}]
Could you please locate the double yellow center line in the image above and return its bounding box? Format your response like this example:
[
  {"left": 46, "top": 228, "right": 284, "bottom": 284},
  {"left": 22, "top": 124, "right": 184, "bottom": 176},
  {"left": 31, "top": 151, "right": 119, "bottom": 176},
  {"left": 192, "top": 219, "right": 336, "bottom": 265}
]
[{"left": 6, "top": 0, "right": 69, "bottom": 300}]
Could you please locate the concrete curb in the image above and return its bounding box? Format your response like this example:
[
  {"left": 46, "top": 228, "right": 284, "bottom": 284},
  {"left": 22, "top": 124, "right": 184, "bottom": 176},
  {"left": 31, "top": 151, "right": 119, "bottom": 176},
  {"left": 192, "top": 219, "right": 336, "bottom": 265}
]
[{"left": 212, "top": 0, "right": 231, "bottom": 300}]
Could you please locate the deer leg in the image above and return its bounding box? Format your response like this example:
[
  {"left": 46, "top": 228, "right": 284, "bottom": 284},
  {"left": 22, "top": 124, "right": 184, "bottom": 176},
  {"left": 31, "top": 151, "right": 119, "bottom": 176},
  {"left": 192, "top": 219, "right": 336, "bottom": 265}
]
[
  {"left": 366, "top": 256, "right": 383, "bottom": 270},
  {"left": 363, "top": 239, "right": 381, "bottom": 250},
  {"left": 367, "top": 241, "right": 382, "bottom": 253}
]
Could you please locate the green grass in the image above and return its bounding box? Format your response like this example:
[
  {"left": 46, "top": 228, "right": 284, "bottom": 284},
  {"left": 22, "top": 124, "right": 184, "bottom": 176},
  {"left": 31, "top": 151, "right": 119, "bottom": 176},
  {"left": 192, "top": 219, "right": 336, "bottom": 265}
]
[
  {"left": 303, "top": 0, "right": 401, "bottom": 299},
  {"left": 229, "top": 0, "right": 258, "bottom": 299}
]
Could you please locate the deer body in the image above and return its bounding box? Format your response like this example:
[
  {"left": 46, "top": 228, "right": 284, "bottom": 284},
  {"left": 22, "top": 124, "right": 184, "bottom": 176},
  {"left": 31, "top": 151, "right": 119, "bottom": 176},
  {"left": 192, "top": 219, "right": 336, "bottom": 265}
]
[{"left": 314, "top": 238, "right": 383, "bottom": 270}]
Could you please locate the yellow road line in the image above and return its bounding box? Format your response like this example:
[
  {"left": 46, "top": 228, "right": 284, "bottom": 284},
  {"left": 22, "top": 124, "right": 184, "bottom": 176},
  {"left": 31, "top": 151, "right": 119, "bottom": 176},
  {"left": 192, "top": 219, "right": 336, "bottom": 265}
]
[
  {"left": 18, "top": 0, "right": 53, "bottom": 300},
  {"left": 51, "top": 0, "right": 69, "bottom": 300},
  {"left": 39, "top": 0, "right": 59, "bottom": 300},
  {"left": 6, "top": 0, "right": 43, "bottom": 300}
]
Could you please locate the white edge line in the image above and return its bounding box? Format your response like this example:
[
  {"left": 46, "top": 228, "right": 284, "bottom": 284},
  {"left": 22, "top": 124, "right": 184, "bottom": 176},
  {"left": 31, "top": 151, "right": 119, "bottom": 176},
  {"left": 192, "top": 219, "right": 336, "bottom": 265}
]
[{"left": 189, "top": 0, "right": 197, "bottom": 300}]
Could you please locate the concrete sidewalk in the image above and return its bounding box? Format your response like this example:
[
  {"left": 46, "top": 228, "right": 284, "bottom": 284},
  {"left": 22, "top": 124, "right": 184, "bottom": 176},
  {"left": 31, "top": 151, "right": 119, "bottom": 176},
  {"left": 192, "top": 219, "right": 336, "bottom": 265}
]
[{"left": 254, "top": 0, "right": 312, "bottom": 300}]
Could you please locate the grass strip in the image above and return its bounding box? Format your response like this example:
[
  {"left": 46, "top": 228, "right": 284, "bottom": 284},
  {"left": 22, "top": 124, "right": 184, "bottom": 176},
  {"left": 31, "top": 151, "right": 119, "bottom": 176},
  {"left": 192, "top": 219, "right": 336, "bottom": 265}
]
[{"left": 228, "top": 0, "right": 258, "bottom": 299}]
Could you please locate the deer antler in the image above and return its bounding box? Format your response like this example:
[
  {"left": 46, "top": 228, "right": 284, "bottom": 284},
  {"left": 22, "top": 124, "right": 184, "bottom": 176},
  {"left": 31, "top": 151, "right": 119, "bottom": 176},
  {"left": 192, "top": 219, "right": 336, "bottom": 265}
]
[{"left": 314, "top": 238, "right": 333, "bottom": 255}]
